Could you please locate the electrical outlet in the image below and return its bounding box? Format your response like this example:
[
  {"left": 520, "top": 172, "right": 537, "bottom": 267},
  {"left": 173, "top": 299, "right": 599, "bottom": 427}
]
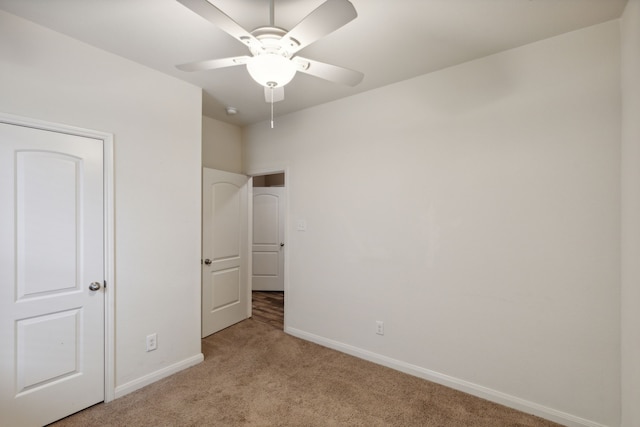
[
  {"left": 376, "top": 321, "right": 384, "bottom": 336},
  {"left": 146, "top": 333, "right": 157, "bottom": 352}
]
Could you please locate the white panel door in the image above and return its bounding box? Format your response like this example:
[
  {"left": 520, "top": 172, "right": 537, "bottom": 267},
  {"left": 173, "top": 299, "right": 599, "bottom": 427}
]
[
  {"left": 202, "top": 168, "right": 249, "bottom": 337},
  {"left": 252, "top": 187, "right": 285, "bottom": 291},
  {"left": 0, "top": 123, "right": 105, "bottom": 426}
]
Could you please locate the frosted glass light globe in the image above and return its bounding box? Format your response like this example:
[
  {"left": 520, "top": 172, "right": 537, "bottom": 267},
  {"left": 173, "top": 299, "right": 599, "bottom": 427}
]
[{"left": 247, "top": 54, "right": 297, "bottom": 88}]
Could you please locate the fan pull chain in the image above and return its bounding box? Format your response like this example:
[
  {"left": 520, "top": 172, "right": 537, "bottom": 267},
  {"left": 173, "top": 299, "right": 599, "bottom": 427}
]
[{"left": 270, "top": 86, "right": 274, "bottom": 129}]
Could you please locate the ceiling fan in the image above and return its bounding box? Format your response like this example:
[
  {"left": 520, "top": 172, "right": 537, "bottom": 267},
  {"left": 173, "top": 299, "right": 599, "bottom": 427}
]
[{"left": 175, "top": 0, "right": 364, "bottom": 106}]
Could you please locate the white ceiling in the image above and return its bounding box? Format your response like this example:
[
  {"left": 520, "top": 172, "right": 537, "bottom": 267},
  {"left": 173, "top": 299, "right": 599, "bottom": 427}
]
[{"left": 0, "top": 0, "right": 628, "bottom": 126}]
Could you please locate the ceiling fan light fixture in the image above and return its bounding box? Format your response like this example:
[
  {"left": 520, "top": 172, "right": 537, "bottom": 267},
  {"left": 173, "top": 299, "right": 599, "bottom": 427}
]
[{"left": 246, "top": 53, "right": 296, "bottom": 88}]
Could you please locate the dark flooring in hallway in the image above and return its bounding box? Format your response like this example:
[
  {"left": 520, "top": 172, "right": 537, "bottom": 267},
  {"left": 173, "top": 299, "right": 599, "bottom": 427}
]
[{"left": 251, "top": 291, "right": 284, "bottom": 329}]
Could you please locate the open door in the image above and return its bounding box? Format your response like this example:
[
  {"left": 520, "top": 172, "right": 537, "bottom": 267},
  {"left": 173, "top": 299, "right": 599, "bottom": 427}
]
[{"left": 201, "top": 168, "right": 249, "bottom": 337}]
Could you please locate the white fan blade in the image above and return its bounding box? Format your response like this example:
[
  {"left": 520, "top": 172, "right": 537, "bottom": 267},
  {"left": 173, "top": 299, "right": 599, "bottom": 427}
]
[
  {"left": 294, "top": 57, "right": 363, "bottom": 86},
  {"left": 264, "top": 86, "right": 285, "bottom": 103},
  {"left": 177, "top": 0, "right": 259, "bottom": 48},
  {"left": 176, "top": 56, "right": 250, "bottom": 72},
  {"left": 280, "top": 0, "right": 357, "bottom": 54}
]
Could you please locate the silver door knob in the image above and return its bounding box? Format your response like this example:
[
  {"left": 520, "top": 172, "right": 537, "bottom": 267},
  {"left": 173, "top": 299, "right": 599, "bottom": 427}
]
[
  {"left": 204, "top": 259, "right": 212, "bottom": 265},
  {"left": 89, "top": 282, "right": 101, "bottom": 291}
]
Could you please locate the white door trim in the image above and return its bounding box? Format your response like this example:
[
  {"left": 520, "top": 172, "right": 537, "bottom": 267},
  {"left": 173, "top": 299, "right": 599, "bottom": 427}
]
[
  {"left": 0, "top": 112, "right": 116, "bottom": 403},
  {"left": 247, "top": 166, "right": 290, "bottom": 330}
]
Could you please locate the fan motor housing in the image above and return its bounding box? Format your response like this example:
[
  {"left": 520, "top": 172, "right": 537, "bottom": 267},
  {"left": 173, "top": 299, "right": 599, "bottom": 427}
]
[{"left": 250, "top": 26, "right": 299, "bottom": 57}]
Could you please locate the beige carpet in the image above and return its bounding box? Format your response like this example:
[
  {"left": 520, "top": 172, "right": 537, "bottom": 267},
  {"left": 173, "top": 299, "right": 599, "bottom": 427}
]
[{"left": 52, "top": 319, "right": 561, "bottom": 426}]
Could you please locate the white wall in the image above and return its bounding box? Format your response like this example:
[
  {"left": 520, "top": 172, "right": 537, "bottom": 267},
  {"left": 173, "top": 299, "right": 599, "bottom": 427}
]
[
  {"left": 0, "top": 11, "right": 203, "bottom": 395},
  {"left": 621, "top": 0, "right": 640, "bottom": 426},
  {"left": 202, "top": 115, "right": 243, "bottom": 173},
  {"left": 244, "top": 21, "right": 621, "bottom": 427}
]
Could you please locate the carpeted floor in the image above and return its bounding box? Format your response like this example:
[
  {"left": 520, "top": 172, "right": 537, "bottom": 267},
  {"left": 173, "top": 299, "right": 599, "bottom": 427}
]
[{"left": 51, "top": 319, "right": 562, "bottom": 426}]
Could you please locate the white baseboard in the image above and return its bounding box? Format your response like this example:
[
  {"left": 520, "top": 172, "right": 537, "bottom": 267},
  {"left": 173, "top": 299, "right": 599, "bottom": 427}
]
[
  {"left": 285, "top": 327, "right": 607, "bottom": 427},
  {"left": 113, "top": 353, "right": 204, "bottom": 399}
]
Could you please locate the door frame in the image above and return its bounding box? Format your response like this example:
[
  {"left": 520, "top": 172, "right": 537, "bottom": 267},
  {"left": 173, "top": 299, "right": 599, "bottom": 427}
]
[
  {"left": 247, "top": 166, "right": 290, "bottom": 330},
  {"left": 0, "top": 112, "right": 116, "bottom": 402}
]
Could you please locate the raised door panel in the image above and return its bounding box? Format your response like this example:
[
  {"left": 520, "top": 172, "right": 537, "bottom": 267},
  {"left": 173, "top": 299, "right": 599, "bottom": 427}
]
[
  {"left": 16, "top": 309, "right": 81, "bottom": 392},
  {"left": 16, "top": 151, "right": 81, "bottom": 297},
  {"left": 253, "top": 194, "right": 279, "bottom": 245},
  {"left": 211, "top": 182, "right": 241, "bottom": 261}
]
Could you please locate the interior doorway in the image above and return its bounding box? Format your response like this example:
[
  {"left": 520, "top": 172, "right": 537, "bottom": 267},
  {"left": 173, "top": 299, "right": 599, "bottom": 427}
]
[
  {"left": 251, "top": 172, "right": 285, "bottom": 330},
  {"left": 0, "top": 114, "right": 115, "bottom": 425},
  {"left": 201, "top": 168, "right": 249, "bottom": 338}
]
